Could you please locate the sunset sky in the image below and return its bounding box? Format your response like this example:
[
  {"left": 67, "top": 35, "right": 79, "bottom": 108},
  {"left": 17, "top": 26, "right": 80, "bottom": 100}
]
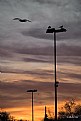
[{"left": 0, "top": 0, "right": 81, "bottom": 120}]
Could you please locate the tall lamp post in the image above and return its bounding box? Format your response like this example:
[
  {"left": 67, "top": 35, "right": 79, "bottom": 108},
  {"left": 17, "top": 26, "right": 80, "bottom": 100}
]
[
  {"left": 46, "top": 26, "right": 67, "bottom": 121},
  {"left": 27, "top": 89, "right": 37, "bottom": 121}
]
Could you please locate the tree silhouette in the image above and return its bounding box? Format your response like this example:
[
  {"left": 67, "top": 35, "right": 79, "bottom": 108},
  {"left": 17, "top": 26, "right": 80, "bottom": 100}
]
[
  {"left": 74, "top": 105, "right": 81, "bottom": 117},
  {"left": 58, "top": 99, "right": 81, "bottom": 119},
  {"left": 0, "top": 111, "right": 13, "bottom": 121},
  {"left": 64, "top": 99, "right": 76, "bottom": 116}
]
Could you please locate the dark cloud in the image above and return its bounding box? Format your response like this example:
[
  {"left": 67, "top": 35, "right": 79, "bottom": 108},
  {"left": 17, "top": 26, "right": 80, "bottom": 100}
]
[
  {"left": 0, "top": 66, "right": 53, "bottom": 80},
  {"left": 57, "top": 55, "right": 81, "bottom": 66},
  {"left": 21, "top": 27, "right": 67, "bottom": 40},
  {"left": 59, "top": 82, "right": 81, "bottom": 96},
  {"left": 32, "top": 0, "right": 56, "bottom": 4},
  {"left": 15, "top": 46, "right": 53, "bottom": 56},
  {"left": 0, "top": 66, "right": 23, "bottom": 74},
  {"left": 21, "top": 21, "right": 81, "bottom": 41},
  {"left": 0, "top": 0, "right": 81, "bottom": 60},
  {"left": 66, "top": 73, "right": 81, "bottom": 80},
  {"left": 1, "top": 42, "right": 81, "bottom": 61},
  {"left": 1, "top": 80, "right": 81, "bottom": 108},
  {"left": 0, "top": 80, "right": 54, "bottom": 108},
  {"left": 23, "top": 57, "right": 51, "bottom": 63},
  {"left": 15, "top": 44, "right": 81, "bottom": 56},
  {"left": 58, "top": 84, "right": 81, "bottom": 101},
  {"left": 22, "top": 46, "right": 81, "bottom": 64},
  {"left": 58, "top": 71, "right": 81, "bottom": 82},
  {"left": 57, "top": 44, "right": 81, "bottom": 56},
  {"left": 0, "top": 47, "right": 13, "bottom": 58}
]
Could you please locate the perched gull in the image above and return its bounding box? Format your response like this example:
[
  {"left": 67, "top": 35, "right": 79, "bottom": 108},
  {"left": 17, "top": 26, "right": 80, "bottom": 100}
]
[{"left": 59, "top": 25, "right": 63, "bottom": 28}]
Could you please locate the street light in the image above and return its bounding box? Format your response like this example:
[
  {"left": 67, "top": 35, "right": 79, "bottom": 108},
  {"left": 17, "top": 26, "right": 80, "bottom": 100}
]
[
  {"left": 27, "top": 89, "right": 37, "bottom": 121},
  {"left": 46, "top": 25, "right": 67, "bottom": 121}
]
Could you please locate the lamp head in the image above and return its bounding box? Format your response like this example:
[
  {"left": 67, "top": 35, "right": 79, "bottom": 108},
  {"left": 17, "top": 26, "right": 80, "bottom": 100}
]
[
  {"left": 46, "top": 26, "right": 55, "bottom": 33},
  {"left": 27, "top": 89, "right": 37, "bottom": 92},
  {"left": 46, "top": 26, "right": 67, "bottom": 33}
]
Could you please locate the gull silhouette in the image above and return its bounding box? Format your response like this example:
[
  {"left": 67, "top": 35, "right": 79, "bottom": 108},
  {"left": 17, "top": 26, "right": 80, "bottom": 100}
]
[
  {"left": 59, "top": 25, "right": 63, "bottom": 29},
  {"left": 13, "top": 18, "right": 31, "bottom": 22}
]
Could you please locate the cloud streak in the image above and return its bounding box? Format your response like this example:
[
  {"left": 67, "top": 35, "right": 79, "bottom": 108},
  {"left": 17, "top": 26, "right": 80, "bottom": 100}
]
[{"left": 0, "top": 80, "right": 81, "bottom": 108}]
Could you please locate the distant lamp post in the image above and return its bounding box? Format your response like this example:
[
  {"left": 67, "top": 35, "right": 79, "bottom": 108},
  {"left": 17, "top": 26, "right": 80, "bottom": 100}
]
[
  {"left": 27, "top": 89, "right": 37, "bottom": 121},
  {"left": 46, "top": 26, "right": 67, "bottom": 121}
]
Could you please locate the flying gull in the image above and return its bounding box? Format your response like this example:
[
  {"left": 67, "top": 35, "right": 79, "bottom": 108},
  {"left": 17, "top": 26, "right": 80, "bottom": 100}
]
[{"left": 13, "top": 18, "right": 31, "bottom": 22}]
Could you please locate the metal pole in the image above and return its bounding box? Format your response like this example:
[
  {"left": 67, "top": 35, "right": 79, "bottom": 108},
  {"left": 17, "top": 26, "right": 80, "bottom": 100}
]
[
  {"left": 46, "top": 26, "right": 67, "bottom": 121},
  {"left": 54, "top": 32, "right": 57, "bottom": 121},
  {"left": 32, "top": 92, "right": 34, "bottom": 121},
  {"left": 27, "top": 89, "right": 37, "bottom": 121}
]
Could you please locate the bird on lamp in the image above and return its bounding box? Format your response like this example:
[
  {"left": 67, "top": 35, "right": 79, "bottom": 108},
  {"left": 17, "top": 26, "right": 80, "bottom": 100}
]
[
  {"left": 48, "top": 26, "right": 51, "bottom": 28},
  {"left": 59, "top": 25, "right": 63, "bottom": 29}
]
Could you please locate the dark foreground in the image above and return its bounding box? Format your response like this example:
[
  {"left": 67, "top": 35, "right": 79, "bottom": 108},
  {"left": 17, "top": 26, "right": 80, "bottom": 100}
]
[
  {"left": 55, "top": 118, "right": 81, "bottom": 121},
  {"left": 45, "top": 118, "right": 81, "bottom": 121}
]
